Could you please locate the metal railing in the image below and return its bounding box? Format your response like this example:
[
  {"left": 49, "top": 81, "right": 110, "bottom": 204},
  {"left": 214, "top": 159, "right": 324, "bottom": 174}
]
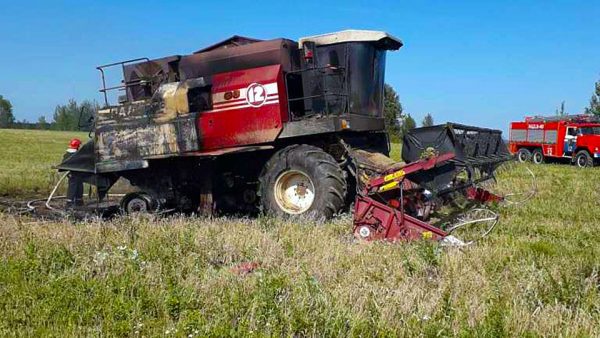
[
  {"left": 526, "top": 114, "right": 600, "bottom": 123},
  {"left": 96, "top": 58, "right": 150, "bottom": 106},
  {"left": 284, "top": 66, "right": 349, "bottom": 120}
]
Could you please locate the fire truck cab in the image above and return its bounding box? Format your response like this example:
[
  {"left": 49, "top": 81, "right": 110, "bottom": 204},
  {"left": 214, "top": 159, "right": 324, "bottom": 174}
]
[{"left": 509, "top": 115, "right": 600, "bottom": 168}]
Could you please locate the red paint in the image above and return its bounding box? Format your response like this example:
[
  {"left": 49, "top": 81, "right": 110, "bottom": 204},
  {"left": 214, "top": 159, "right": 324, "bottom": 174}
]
[
  {"left": 466, "top": 186, "right": 503, "bottom": 203},
  {"left": 353, "top": 153, "right": 501, "bottom": 242},
  {"left": 353, "top": 195, "right": 447, "bottom": 241},
  {"left": 196, "top": 65, "right": 288, "bottom": 150},
  {"left": 353, "top": 154, "right": 453, "bottom": 242},
  {"left": 230, "top": 262, "right": 260, "bottom": 275},
  {"left": 364, "top": 152, "right": 455, "bottom": 192}
]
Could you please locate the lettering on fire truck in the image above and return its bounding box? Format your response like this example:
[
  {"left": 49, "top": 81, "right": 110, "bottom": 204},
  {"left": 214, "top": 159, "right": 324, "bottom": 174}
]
[{"left": 528, "top": 124, "right": 544, "bottom": 130}]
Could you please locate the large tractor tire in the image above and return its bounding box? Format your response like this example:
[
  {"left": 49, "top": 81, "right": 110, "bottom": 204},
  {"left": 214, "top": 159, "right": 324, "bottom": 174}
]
[
  {"left": 532, "top": 149, "right": 545, "bottom": 165},
  {"left": 516, "top": 148, "right": 531, "bottom": 163},
  {"left": 259, "top": 144, "right": 346, "bottom": 220},
  {"left": 575, "top": 150, "right": 594, "bottom": 168}
]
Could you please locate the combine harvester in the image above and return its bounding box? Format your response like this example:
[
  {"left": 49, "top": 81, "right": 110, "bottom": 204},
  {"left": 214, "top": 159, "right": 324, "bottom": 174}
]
[{"left": 42, "top": 30, "right": 517, "bottom": 244}]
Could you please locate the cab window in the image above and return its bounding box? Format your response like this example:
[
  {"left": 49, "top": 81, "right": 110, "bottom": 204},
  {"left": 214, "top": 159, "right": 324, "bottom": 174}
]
[
  {"left": 567, "top": 128, "right": 578, "bottom": 136},
  {"left": 579, "top": 127, "right": 600, "bottom": 135}
]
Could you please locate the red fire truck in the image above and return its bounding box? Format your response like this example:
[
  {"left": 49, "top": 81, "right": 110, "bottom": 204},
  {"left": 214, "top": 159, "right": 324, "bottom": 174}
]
[{"left": 509, "top": 115, "right": 600, "bottom": 167}]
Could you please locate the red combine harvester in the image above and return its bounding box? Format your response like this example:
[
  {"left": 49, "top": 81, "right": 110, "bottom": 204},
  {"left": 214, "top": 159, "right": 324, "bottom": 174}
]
[
  {"left": 54, "top": 30, "right": 513, "bottom": 243},
  {"left": 509, "top": 115, "right": 600, "bottom": 167}
]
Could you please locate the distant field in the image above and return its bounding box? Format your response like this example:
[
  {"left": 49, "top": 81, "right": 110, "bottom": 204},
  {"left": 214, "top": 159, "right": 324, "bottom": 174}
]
[
  {"left": 0, "top": 129, "right": 599, "bottom": 336},
  {"left": 0, "top": 129, "right": 88, "bottom": 196}
]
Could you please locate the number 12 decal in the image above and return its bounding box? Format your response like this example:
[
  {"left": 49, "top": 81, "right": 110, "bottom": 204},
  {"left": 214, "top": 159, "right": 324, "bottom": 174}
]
[{"left": 246, "top": 83, "right": 267, "bottom": 107}]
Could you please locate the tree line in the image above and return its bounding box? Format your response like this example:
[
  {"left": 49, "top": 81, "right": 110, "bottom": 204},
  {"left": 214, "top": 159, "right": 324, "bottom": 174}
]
[
  {"left": 2, "top": 76, "right": 599, "bottom": 133},
  {"left": 552, "top": 79, "right": 600, "bottom": 116},
  {"left": 0, "top": 96, "right": 98, "bottom": 131},
  {"left": 383, "top": 84, "right": 434, "bottom": 142}
]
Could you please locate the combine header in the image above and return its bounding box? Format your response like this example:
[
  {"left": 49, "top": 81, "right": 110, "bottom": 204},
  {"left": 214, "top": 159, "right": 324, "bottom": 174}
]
[
  {"left": 353, "top": 123, "right": 512, "bottom": 243},
  {"left": 51, "top": 30, "right": 515, "bottom": 244}
]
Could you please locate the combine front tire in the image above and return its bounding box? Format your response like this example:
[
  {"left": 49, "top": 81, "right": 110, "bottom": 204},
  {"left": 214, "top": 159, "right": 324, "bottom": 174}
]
[
  {"left": 516, "top": 148, "right": 531, "bottom": 163},
  {"left": 532, "top": 149, "right": 545, "bottom": 164},
  {"left": 259, "top": 145, "right": 346, "bottom": 220},
  {"left": 575, "top": 150, "right": 594, "bottom": 168}
]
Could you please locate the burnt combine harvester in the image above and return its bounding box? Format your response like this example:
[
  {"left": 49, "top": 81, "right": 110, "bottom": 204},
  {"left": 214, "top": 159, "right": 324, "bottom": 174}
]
[{"left": 56, "top": 30, "right": 514, "bottom": 243}]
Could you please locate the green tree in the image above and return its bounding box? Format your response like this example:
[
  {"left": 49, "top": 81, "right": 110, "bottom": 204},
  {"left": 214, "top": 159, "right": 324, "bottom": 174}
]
[
  {"left": 0, "top": 95, "right": 15, "bottom": 128},
  {"left": 584, "top": 79, "right": 600, "bottom": 116},
  {"left": 52, "top": 99, "right": 99, "bottom": 131},
  {"left": 421, "top": 113, "right": 434, "bottom": 127},
  {"left": 555, "top": 101, "right": 566, "bottom": 116},
  {"left": 401, "top": 113, "right": 417, "bottom": 135},
  {"left": 383, "top": 84, "right": 403, "bottom": 140},
  {"left": 37, "top": 116, "right": 49, "bottom": 129}
]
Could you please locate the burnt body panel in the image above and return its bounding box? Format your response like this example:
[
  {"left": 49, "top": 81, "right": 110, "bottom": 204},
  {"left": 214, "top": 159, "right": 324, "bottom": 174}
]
[
  {"left": 279, "top": 114, "right": 385, "bottom": 138},
  {"left": 308, "top": 42, "right": 387, "bottom": 117},
  {"left": 56, "top": 141, "right": 96, "bottom": 173},
  {"left": 123, "top": 55, "right": 181, "bottom": 102},
  {"left": 94, "top": 101, "right": 200, "bottom": 173},
  {"left": 179, "top": 39, "right": 299, "bottom": 80}
]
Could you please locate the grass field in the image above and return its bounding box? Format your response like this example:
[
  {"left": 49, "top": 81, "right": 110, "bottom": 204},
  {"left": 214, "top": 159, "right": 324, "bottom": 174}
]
[
  {"left": 0, "top": 129, "right": 599, "bottom": 336},
  {"left": 0, "top": 129, "right": 88, "bottom": 196}
]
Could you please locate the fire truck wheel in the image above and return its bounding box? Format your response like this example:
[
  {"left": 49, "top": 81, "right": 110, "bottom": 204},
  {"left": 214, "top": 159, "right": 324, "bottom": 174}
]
[
  {"left": 532, "top": 149, "right": 545, "bottom": 164},
  {"left": 516, "top": 148, "right": 531, "bottom": 163},
  {"left": 575, "top": 151, "right": 594, "bottom": 168},
  {"left": 259, "top": 145, "right": 347, "bottom": 220}
]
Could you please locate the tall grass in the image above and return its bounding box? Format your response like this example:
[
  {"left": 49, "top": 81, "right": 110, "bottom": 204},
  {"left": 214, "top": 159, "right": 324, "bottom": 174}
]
[{"left": 0, "top": 130, "right": 599, "bottom": 336}]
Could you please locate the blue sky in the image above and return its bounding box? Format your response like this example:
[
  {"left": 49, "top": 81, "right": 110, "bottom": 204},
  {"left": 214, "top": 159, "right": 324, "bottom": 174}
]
[{"left": 0, "top": 0, "right": 598, "bottom": 131}]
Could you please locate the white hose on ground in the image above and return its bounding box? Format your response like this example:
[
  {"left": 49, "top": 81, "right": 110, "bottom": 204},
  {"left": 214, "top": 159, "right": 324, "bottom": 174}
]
[
  {"left": 502, "top": 167, "right": 537, "bottom": 205},
  {"left": 441, "top": 208, "right": 499, "bottom": 247},
  {"left": 45, "top": 172, "right": 69, "bottom": 211}
]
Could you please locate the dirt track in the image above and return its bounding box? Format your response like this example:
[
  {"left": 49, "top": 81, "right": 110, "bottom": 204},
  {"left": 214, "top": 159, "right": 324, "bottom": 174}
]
[{"left": 0, "top": 196, "right": 120, "bottom": 221}]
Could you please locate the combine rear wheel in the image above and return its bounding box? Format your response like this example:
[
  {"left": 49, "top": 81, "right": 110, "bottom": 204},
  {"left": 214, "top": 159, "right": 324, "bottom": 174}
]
[
  {"left": 575, "top": 150, "right": 594, "bottom": 168},
  {"left": 259, "top": 145, "right": 346, "bottom": 220},
  {"left": 532, "top": 149, "right": 545, "bottom": 164},
  {"left": 120, "top": 192, "right": 157, "bottom": 214},
  {"left": 516, "top": 148, "right": 531, "bottom": 163}
]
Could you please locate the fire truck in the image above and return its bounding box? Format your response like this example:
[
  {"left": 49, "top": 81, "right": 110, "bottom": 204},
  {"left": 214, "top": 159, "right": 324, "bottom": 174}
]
[{"left": 509, "top": 114, "right": 600, "bottom": 167}]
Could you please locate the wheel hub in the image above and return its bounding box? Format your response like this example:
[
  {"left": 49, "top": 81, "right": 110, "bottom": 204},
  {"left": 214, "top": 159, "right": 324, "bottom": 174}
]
[
  {"left": 274, "top": 170, "right": 315, "bottom": 214},
  {"left": 295, "top": 185, "right": 307, "bottom": 196},
  {"left": 126, "top": 197, "right": 149, "bottom": 213}
]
